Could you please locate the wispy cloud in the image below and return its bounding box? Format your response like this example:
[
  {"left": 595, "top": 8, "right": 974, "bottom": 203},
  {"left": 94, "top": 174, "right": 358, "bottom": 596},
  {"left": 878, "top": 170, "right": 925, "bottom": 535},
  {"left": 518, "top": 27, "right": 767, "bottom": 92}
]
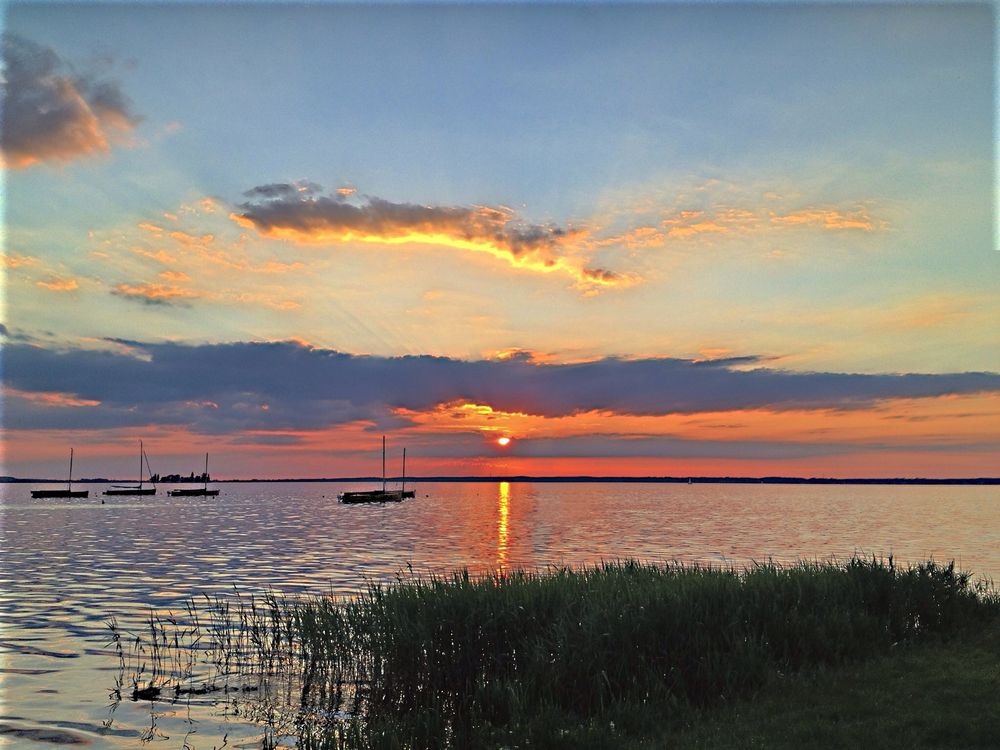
[
  {"left": 592, "top": 226, "right": 665, "bottom": 249},
  {"left": 86, "top": 208, "right": 308, "bottom": 314},
  {"left": 111, "top": 282, "right": 198, "bottom": 306},
  {"left": 158, "top": 270, "right": 191, "bottom": 282},
  {"left": 0, "top": 33, "right": 141, "bottom": 168},
  {"left": 229, "top": 292, "right": 301, "bottom": 311},
  {"left": 249, "top": 259, "right": 305, "bottom": 275},
  {"left": 589, "top": 177, "right": 887, "bottom": 259},
  {"left": 3, "top": 253, "right": 39, "bottom": 269},
  {"left": 4, "top": 387, "right": 100, "bottom": 408},
  {"left": 658, "top": 204, "right": 878, "bottom": 239},
  {"left": 232, "top": 183, "right": 632, "bottom": 288},
  {"left": 770, "top": 207, "right": 878, "bottom": 231},
  {"left": 35, "top": 276, "right": 79, "bottom": 292},
  {"left": 661, "top": 210, "right": 735, "bottom": 238}
]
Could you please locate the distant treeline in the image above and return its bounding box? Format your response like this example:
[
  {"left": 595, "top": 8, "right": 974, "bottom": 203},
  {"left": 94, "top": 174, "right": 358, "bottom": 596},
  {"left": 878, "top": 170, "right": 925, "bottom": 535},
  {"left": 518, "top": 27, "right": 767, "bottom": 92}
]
[
  {"left": 4, "top": 472, "right": 210, "bottom": 483},
  {"left": 148, "top": 472, "right": 210, "bottom": 483}
]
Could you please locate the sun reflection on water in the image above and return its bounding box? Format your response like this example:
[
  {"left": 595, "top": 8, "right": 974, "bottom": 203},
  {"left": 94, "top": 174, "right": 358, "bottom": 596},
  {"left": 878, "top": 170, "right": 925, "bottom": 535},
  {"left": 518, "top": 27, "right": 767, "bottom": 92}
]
[{"left": 497, "top": 481, "right": 510, "bottom": 569}]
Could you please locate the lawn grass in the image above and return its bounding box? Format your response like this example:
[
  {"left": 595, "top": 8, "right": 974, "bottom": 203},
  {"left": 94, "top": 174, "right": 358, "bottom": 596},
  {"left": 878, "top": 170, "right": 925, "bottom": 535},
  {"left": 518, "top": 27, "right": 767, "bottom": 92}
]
[{"left": 666, "top": 617, "right": 1000, "bottom": 749}]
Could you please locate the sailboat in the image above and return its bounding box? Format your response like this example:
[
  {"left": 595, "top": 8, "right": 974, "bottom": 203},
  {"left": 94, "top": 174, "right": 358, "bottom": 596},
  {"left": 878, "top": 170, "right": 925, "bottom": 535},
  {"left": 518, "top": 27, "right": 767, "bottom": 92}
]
[
  {"left": 339, "top": 437, "right": 415, "bottom": 504},
  {"left": 31, "top": 448, "right": 90, "bottom": 498},
  {"left": 167, "top": 453, "right": 220, "bottom": 497},
  {"left": 104, "top": 441, "right": 157, "bottom": 496},
  {"left": 401, "top": 448, "right": 416, "bottom": 499}
]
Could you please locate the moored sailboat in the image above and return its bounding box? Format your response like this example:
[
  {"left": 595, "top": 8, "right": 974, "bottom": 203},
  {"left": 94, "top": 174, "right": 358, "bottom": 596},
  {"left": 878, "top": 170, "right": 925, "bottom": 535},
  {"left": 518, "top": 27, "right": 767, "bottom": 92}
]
[
  {"left": 31, "top": 448, "right": 90, "bottom": 498},
  {"left": 167, "top": 453, "right": 220, "bottom": 497},
  {"left": 104, "top": 441, "right": 157, "bottom": 496},
  {"left": 339, "top": 438, "right": 415, "bottom": 504}
]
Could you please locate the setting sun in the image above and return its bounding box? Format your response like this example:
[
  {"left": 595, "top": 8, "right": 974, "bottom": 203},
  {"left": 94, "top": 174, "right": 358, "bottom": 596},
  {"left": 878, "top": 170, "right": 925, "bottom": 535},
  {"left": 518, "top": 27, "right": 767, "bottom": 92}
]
[{"left": 497, "top": 437, "right": 512, "bottom": 447}]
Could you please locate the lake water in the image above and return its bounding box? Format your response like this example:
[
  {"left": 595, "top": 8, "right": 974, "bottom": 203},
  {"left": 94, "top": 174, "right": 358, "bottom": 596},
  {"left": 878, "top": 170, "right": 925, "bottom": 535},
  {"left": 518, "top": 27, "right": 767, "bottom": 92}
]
[{"left": 1, "top": 481, "right": 998, "bottom": 748}]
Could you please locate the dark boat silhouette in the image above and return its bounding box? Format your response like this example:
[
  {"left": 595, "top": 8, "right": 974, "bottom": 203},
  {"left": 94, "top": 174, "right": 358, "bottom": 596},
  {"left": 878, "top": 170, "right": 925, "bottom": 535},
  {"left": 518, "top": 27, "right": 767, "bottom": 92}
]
[
  {"left": 339, "top": 438, "right": 415, "bottom": 504},
  {"left": 31, "top": 448, "right": 89, "bottom": 498},
  {"left": 104, "top": 441, "right": 157, "bottom": 496},
  {"left": 167, "top": 453, "right": 220, "bottom": 497}
]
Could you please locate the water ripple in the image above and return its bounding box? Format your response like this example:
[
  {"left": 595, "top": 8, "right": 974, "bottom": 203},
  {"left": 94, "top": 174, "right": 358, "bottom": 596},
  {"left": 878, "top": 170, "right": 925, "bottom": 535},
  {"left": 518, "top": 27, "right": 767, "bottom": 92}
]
[{"left": 1, "top": 481, "right": 997, "bottom": 748}]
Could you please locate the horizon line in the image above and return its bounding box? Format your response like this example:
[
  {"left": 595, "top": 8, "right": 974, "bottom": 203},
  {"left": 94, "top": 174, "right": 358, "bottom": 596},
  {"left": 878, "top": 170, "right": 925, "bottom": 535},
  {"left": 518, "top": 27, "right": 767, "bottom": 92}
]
[{"left": 5, "top": 475, "right": 999, "bottom": 486}]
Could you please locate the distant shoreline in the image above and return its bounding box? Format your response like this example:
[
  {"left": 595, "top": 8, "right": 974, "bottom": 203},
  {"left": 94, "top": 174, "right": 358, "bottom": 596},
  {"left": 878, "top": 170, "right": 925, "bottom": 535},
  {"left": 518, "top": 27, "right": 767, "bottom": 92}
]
[{"left": 3, "top": 475, "right": 999, "bottom": 485}]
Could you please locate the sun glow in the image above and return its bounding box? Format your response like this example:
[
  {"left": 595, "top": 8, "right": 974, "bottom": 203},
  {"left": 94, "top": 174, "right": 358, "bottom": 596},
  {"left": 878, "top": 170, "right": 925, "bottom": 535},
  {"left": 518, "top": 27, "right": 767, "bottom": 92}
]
[{"left": 497, "top": 436, "right": 511, "bottom": 447}]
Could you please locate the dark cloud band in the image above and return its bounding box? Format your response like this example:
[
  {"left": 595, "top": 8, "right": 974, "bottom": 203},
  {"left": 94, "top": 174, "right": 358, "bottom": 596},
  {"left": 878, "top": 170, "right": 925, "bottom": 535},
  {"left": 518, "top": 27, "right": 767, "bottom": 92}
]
[{"left": 4, "top": 340, "right": 999, "bottom": 434}]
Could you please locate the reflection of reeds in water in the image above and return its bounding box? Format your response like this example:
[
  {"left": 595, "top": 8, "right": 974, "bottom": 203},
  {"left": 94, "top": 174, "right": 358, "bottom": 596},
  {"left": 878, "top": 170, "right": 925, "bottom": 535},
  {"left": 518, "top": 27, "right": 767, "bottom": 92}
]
[
  {"left": 106, "top": 593, "right": 282, "bottom": 703},
  {"left": 105, "top": 589, "right": 360, "bottom": 745},
  {"left": 106, "top": 558, "right": 998, "bottom": 748}
]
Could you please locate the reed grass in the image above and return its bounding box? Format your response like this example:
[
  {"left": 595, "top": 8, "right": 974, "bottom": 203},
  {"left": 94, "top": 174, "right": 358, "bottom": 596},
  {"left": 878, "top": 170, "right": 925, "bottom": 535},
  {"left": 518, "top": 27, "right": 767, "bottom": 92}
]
[{"left": 107, "top": 557, "right": 998, "bottom": 748}]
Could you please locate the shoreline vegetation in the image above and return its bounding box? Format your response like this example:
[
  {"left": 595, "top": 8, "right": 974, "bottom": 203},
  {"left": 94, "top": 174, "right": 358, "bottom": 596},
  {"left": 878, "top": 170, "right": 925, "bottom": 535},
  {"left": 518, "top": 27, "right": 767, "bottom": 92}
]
[
  {"left": 108, "top": 557, "right": 999, "bottom": 749},
  {"left": 10, "top": 475, "right": 1000, "bottom": 484}
]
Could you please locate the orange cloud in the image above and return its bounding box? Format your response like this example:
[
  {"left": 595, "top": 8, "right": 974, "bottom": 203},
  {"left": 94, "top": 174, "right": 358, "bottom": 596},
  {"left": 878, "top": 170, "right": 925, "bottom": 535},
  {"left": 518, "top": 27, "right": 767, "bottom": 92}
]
[
  {"left": 490, "top": 348, "right": 550, "bottom": 363},
  {"left": 697, "top": 347, "right": 736, "bottom": 361},
  {"left": 876, "top": 294, "right": 988, "bottom": 332},
  {"left": 159, "top": 270, "right": 191, "bottom": 282},
  {"left": 397, "top": 393, "right": 1000, "bottom": 452},
  {"left": 770, "top": 207, "right": 877, "bottom": 231},
  {"left": 95, "top": 208, "right": 312, "bottom": 313},
  {"left": 112, "top": 282, "right": 198, "bottom": 305},
  {"left": 6, "top": 387, "right": 100, "bottom": 407},
  {"left": 131, "top": 247, "right": 179, "bottom": 264},
  {"left": 130, "top": 226, "right": 244, "bottom": 271},
  {"left": 169, "top": 230, "right": 215, "bottom": 246},
  {"left": 594, "top": 225, "right": 666, "bottom": 249},
  {"left": 177, "top": 197, "right": 221, "bottom": 216},
  {"left": 232, "top": 187, "right": 632, "bottom": 289},
  {"left": 250, "top": 259, "right": 305, "bottom": 274},
  {"left": 665, "top": 220, "right": 728, "bottom": 238},
  {"left": 230, "top": 292, "right": 302, "bottom": 311},
  {"left": 35, "top": 276, "right": 79, "bottom": 292},
  {"left": 3, "top": 253, "right": 39, "bottom": 269},
  {"left": 660, "top": 209, "right": 750, "bottom": 239},
  {"left": 715, "top": 207, "right": 761, "bottom": 226}
]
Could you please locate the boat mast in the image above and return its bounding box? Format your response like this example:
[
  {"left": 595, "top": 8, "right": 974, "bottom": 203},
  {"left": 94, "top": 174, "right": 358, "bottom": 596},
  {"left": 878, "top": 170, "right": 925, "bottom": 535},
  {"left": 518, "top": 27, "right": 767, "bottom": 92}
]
[
  {"left": 139, "top": 440, "right": 144, "bottom": 489},
  {"left": 204, "top": 452, "right": 209, "bottom": 493},
  {"left": 68, "top": 448, "right": 74, "bottom": 492},
  {"left": 381, "top": 436, "right": 386, "bottom": 493},
  {"left": 143, "top": 446, "right": 155, "bottom": 488},
  {"left": 401, "top": 447, "right": 406, "bottom": 494}
]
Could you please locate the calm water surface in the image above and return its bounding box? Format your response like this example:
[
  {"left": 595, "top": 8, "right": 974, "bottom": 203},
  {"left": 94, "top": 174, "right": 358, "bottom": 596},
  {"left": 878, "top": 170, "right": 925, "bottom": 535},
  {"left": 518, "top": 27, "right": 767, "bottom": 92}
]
[{"left": 1, "top": 481, "right": 998, "bottom": 747}]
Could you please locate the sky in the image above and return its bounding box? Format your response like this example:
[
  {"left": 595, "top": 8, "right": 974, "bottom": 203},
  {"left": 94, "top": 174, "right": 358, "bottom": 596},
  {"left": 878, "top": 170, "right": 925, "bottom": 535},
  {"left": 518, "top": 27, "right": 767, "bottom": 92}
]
[{"left": 1, "top": 1, "right": 998, "bottom": 479}]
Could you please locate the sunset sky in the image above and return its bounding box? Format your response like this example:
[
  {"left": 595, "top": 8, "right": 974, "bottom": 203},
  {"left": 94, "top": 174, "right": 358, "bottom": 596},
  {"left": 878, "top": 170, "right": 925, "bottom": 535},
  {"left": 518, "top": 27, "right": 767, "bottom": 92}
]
[{"left": 2, "top": 2, "right": 998, "bottom": 479}]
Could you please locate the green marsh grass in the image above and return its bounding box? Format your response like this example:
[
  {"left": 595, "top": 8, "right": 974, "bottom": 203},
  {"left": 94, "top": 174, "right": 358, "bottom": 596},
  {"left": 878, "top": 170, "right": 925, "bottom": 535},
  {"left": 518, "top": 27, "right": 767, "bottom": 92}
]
[{"left": 108, "top": 557, "right": 999, "bottom": 748}]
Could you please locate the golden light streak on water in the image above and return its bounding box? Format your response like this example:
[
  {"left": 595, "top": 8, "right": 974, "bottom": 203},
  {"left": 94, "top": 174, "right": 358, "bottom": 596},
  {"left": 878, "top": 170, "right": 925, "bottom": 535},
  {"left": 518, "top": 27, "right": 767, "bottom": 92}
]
[{"left": 497, "top": 481, "right": 510, "bottom": 569}]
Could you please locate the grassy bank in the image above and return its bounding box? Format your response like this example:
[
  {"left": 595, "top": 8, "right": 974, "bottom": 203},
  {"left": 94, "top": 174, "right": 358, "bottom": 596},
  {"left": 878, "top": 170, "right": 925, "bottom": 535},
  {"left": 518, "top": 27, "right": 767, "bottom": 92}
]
[
  {"left": 245, "top": 558, "right": 997, "bottom": 748},
  {"left": 114, "top": 557, "right": 998, "bottom": 748}
]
